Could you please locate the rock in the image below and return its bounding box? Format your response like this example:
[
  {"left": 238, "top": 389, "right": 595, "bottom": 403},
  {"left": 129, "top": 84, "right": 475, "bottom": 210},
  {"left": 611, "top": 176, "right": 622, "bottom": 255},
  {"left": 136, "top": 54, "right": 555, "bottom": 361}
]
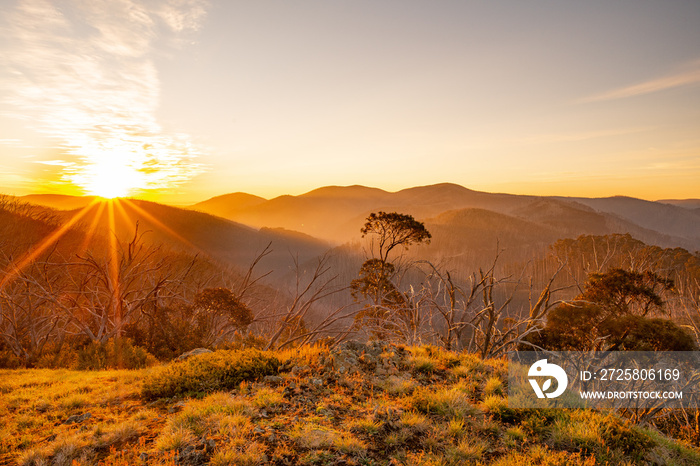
[
  {"left": 168, "top": 401, "right": 187, "bottom": 413},
  {"left": 176, "top": 348, "right": 212, "bottom": 361},
  {"left": 139, "top": 453, "right": 149, "bottom": 462},
  {"left": 359, "top": 353, "right": 377, "bottom": 369},
  {"left": 63, "top": 412, "right": 92, "bottom": 424},
  {"left": 291, "top": 365, "right": 311, "bottom": 375},
  {"left": 339, "top": 341, "right": 369, "bottom": 354},
  {"left": 263, "top": 375, "right": 284, "bottom": 385}
]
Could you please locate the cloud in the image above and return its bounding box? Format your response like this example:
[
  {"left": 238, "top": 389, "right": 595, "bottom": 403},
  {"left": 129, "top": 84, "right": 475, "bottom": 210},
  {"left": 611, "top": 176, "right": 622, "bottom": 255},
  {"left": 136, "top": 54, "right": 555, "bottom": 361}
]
[
  {"left": 0, "top": 139, "right": 23, "bottom": 146},
  {"left": 33, "top": 160, "right": 73, "bottom": 166},
  {"left": 0, "top": 0, "right": 209, "bottom": 195},
  {"left": 579, "top": 60, "right": 700, "bottom": 103}
]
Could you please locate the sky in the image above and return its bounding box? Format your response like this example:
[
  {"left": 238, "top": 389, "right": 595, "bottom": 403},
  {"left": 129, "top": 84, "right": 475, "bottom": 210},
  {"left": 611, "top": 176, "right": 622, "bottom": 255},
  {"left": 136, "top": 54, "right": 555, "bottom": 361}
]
[{"left": 1, "top": 0, "right": 699, "bottom": 203}]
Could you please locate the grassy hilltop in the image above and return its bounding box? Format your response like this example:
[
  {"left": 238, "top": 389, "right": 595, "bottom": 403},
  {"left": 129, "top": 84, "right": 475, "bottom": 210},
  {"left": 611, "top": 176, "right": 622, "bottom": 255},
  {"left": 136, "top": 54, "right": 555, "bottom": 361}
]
[{"left": 2, "top": 344, "right": 699, "bottom": 466}]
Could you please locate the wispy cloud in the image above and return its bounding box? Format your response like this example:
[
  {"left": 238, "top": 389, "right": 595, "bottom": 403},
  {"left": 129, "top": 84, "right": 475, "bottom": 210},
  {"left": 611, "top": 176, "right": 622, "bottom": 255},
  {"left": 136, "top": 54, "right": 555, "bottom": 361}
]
[
  {"left": 33, "top": 160, "right": 73, "bottom": 167},
  {"left": 0, "top": 138, "right": 23, "bottom": 146},
  {"left": 1, "top": 0, "right": 208, "bottom": 195},
  {"left": 579, "top": 60, "right": 700, "bottom": 103}
]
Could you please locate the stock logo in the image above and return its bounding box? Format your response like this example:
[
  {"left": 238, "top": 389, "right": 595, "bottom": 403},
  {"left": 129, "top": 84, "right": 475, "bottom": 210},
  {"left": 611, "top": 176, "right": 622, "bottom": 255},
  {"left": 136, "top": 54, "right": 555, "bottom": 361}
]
[{"left": 528, "top": 359, "right": 568, "bottom": 399}]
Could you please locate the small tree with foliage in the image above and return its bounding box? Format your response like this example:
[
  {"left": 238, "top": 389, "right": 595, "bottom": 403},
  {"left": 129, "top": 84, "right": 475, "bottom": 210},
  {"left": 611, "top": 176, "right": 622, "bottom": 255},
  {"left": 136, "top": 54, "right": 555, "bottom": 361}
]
[
  {"left": 192, "top": 287, "right": 253, "bottom": 346},
  {"left": 352, "top": 212, "right": 431, "bottom": 342},
  {"left": 361, "top": 211, "right": 431, "bottom": 263},
  {"left": 527, "top": 268, "right": 694, "bottom": 351}
]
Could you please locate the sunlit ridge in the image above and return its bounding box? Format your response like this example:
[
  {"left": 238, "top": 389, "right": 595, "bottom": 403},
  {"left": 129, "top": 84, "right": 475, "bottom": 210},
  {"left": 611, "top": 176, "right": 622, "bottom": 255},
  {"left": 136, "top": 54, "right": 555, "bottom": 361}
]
[
  {"left": 0, "top": 198, "right": 100, "bottom": 290},
  {"left": 0, "top": 197, "right": 207, "bottom": 296}
]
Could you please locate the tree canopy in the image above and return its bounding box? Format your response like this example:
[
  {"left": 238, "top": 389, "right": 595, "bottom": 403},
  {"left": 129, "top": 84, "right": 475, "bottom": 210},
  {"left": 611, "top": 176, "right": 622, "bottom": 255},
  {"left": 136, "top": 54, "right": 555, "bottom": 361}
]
[
  {"left": 527, "top": 268, "right": 693, "bottom": 351},
  {"left": 194, "top": 287, "right": 253, "bottom": 329},
  {"left": 361, "top": 211, "right": 431, "bottom": 263}
]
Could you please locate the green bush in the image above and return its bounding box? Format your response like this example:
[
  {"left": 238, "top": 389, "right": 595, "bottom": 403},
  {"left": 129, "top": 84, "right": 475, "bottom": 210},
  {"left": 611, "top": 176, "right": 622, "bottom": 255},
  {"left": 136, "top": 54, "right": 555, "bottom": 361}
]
[
  {"left": 142, "top": 349, "right": 280, "bottom": 400},
  {"left": 0, "top": 350, "right": 22, "bottom": 369},
  {"left": 76, "top": 338, "right": 157, "bottom": 370}
]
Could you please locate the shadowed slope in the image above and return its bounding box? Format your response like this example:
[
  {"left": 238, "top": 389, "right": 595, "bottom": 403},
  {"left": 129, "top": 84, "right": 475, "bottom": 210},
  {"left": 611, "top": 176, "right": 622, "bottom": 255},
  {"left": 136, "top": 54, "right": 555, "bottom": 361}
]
[
  {"left": 557, "top": 196, "right": 700, "bottom": 245},
  {"left": 20, "top": 194, "right": 98, "bottom": 211},
  {"left": 72, "top": 199, "right": 330, "bottom": 274}
]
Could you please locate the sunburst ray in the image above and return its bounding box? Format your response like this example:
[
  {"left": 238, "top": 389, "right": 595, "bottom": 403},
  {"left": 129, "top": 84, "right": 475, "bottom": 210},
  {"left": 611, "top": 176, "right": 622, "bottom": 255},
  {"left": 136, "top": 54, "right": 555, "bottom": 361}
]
[{"left": 0, "top": 198, "right": 101, "bottom": 290}]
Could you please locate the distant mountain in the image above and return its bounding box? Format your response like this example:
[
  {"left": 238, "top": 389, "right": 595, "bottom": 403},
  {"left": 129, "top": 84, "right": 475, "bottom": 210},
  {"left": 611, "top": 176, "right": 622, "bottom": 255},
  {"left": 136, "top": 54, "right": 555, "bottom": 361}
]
[
  {"left": 39, "top": 199, "right": 331, "bottom": 276},
  {"left": 192, "top": 183, "right": 536, "bottom": 244},
  {"left": 554, "top": 196, "right": 700, "bottom": 247},
  {"left": 13, "top": 184, "right": 700, "bottom": 267},
  {"left": 422, "top": 208, "right": 558, "bottom": 266},
  {"left": 20, "top": 194, "right": 97, "bottom": 210},
  {"left": 192, "top": 184, "right": 700, "bottom": 251},
  {"left": 301, "top": 185, "right": 391, "bottom": 200},
  {"left": 6, "top": 194, "right": 328, "bottom": 274},
  {"left": 0, "top": 206, "right": 71, "bottom": 256},
  {"left": 190, "top": 192, "right": 267, "bottom": 219},
  {"left": 658, "top": 199, "right": 700, "bottom": 210}
]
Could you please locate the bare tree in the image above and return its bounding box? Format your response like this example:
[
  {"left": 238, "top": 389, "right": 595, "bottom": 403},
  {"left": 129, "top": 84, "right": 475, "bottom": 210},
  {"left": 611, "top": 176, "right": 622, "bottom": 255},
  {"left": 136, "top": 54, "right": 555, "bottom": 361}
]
[
  {"left": 0, "top": 255, "right": 70, "bottom": 365},
  {"left": 24, "top": 225, "right": 195, "bottom": 345},
  {"left": 264, "top": 252, "right": 352, "bottom": 350},
  {"left": 419, "top": 250, "right": 566, "bottom": 357}
]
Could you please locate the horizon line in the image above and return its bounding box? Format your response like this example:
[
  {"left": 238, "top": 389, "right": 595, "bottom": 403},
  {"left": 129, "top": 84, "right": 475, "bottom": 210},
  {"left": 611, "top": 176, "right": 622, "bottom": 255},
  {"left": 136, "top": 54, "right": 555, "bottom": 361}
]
[{"left": 2, "top": 182, "right": 698, "bottom": 206}]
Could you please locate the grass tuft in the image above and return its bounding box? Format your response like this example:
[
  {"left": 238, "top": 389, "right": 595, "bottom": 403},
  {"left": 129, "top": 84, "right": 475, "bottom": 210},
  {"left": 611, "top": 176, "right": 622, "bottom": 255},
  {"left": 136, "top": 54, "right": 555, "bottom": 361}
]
[{"left": 155, "top": 425, "right": 196, "bottom": 452}]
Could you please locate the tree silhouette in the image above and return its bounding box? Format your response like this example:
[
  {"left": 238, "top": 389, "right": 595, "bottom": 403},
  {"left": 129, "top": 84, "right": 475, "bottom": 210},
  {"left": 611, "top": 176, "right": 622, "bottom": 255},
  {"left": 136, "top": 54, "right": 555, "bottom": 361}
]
[
  {"left": 580, "top": 268, "right": 672, "bottom": 317},
  {"left": 352, "top": 212, "right": 431, "bottom": 341},
  {"left": 361, "top": 211, "right": 431, "bottom": 263},
  {"left": 527, "top": 268, "right": 693, "bottom": 351},
  {"left": 194, "top": 287, "right": 253, "bottom": 329},
  {"left": 350, "top": 259, "right": 403, "bottom": 306}
]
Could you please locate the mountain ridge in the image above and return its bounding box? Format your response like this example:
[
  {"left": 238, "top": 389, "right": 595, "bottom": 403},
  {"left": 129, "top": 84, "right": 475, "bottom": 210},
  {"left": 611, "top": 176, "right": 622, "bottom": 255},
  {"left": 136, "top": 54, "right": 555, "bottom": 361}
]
[
  {"left": 190, "top": 184, "right": 700, "bottom": 251},
  {"left": 9, "top": 184, "right": 700, "bottom": 253}
]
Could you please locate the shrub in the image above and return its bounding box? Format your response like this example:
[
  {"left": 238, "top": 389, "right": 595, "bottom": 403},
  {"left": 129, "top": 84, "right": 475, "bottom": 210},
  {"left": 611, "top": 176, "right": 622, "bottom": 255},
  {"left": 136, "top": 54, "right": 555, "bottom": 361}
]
[
  {"left": 75, "top": 338, "right": 157, "bottom": 370},
  {"left": 490, "top": 445, "right": 597, "bottom": 466},
  {"left": 252, "top": 387, "right": 284, "bottom": 409},
  {"left": 445, "top": 437, "right": 489, "bottom": 464},
  {"left": 155, "top": 426, "right": 196, "bottom": 452},
  {"left": 383, "top": 375, "right": 418, "bottom": 396},
  {"left": 210, "top": 441, "right": 267, "bottom": 466},
  {"left": 142, "top": 349, "right": 280, "bottom": 399},
  {"left": 483, "top": 376, "right": 504, "bottom": 397},
  {"left": 348, "top": 418, "right": 381, "bottom": 435},
  {"left": 480, "top": 395, "right": 519, "bottom": 423},
  {"left": 550, "top": 411, "right": 656, "bottom": 462},
  {"left": 0, "top": 350, "right": 22, "bottom": 369},
  {"left": 409, "top": 386, "right": 479, "bottom": 418}
]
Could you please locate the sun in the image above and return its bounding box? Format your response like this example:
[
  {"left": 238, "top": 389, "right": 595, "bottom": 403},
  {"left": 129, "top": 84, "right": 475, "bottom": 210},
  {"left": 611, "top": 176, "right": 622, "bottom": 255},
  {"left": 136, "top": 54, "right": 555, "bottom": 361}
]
[{"left": 75, "top": 155, "right": 146, "bottom": 199}]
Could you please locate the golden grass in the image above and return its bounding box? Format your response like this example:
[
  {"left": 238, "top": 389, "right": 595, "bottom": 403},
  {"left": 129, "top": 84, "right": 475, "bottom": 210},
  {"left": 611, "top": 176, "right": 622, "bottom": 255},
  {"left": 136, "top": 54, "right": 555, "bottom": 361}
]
[{"left": 2, "top": 346, "right": 700, "bottom": 466}]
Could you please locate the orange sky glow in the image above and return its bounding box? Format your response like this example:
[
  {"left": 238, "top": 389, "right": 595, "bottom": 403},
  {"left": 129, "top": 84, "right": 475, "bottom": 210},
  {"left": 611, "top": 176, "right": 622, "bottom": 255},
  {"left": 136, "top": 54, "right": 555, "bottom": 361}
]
[{"left": 1, "top": 0, "right": 699, "bottom": 203}]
